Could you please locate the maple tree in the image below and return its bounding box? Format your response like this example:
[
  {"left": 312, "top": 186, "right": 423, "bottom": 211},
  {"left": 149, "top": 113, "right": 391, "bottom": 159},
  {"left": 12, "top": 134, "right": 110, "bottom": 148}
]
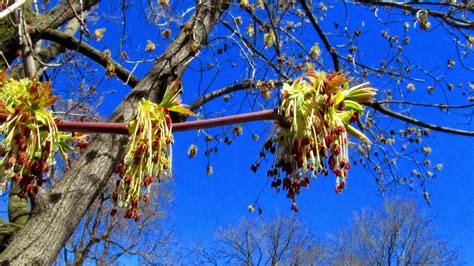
[{"left": 0, "top": 0, "right": 472, "bottom": 263}]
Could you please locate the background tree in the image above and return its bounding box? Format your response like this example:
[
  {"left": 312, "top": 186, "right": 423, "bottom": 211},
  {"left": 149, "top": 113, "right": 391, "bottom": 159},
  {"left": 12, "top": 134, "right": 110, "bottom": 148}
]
[
  {"left": 189, "top": 215, "right": 328, "bottom": 265},
  {"left": 191, "top": 198, "right": 459, "bottom": 266},
  {"left": 326, "top": 198, "right": 459, "bottom": 266},
  {"left": 0, "top": 0, "right": 471, "bottom": 263},
  {"left": 56, "top": 184, "right": 175, "bottom": 265}
]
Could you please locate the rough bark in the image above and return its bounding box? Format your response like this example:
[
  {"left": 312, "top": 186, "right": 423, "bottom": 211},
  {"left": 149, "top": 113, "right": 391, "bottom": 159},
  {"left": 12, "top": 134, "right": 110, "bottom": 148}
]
[
  {"left": 0, "top": 0, "right": 100, "bottom": 68},
  {"left": 0, "top": 1, "right": 229, "bottom": 264}
]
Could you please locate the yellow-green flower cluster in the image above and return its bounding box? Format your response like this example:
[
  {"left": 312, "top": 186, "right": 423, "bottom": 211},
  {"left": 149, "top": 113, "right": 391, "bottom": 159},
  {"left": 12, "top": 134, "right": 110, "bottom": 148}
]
[
  {"left": 262, "top": 70, "right": 376, "bottom": 210},
  {"left": 113, "top": 80, "right": 192, "bottom": 221},
  {"left": 0, "top": 71, "right": 73, "bottom": 195}
]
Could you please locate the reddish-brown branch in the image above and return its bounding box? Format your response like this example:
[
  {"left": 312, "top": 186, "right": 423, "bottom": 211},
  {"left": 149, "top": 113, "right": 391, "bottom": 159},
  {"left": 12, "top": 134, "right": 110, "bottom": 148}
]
[{"left": 0, "top": 109, "right": 279, "bottom": 135}]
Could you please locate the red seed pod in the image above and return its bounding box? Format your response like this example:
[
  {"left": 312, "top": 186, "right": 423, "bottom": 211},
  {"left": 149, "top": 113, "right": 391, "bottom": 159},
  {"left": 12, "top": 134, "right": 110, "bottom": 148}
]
[
  {"left": 36, "top": 178, "right": 44, "bottom": 187},
  {"left": 336, "top": 125, "right": 345, "bottom": 134},
  {"left": 303, "top": 177, "right": 310, "bottom": 187},
  {"left": 275, "top": 178, "right": 282, "bottom": 187},
  {"left": 329, "top": 156, "right": 336, "bottom": 169},
  {"left": 282, "top": 177, "right": 291, "bottom": 190},
  {"left": 326, "top": 93, "right": 333, "bottom": 104},
  {"left": 350, "top": 111, "right": 359, "bottom": 124},
  {"left": 6, "top": 156, "right": 15, "bottom": 168},
  {"left": 269, "top": 146, "right": 276, "bottom": 154},
  {"left": 125, "top": 176, "right": 132, "bottom": 184},
  {"left": 24, "top": 160, "right": 31, "bottom": 169},
  {"left": 271, "top": 180, "right": 277, "bottom": 188},
  {"left": 143, "top": 194, "right": 150, "bottom": 204},
  {"left": 131, "top": 198, "right": 139, "bottom": 208},
  {"left": 124, "top": 209, "right": 133, "bottom": 218},
  {"left": 339, "top": 160, "right": 346, "bottom": 169},
  {"left": 26, "top": 183, "right": 37, "bottom": 194},
  {"left": 15, "top": 134, "right": 25, "bottom": 145},
  {"left": 333, "top": 144, "right": 341, "bottom": 155},
  {"left": 75, "top": 141, "right": 89, "bottom": 150},
  {"left": 133, "top": 210, "right": 141, "bottom": 222},
  {"left": 325, "top": 134, "right": 333, "bottom": 146},
  {"left": 112, "top": 193, "right": 118, "bottom": 202},
  {"left": 264, "top": 140, "right": 273, "bottom": 150},
  {"left": 15, "top": 173, "right": 23, "bottom": 185},
  {"left": 144, "top": 175, "right": 153, "bottom": 186},
  {"left": 301, "top": 137, "right": 310, "bottom": 147},
  {"left": 344, "top": 161, "right": 351, "bottom": 170},
  {"left": 338, "top": 101, "right": 345, "bottom": 109},
  {"left": 250, "top": 163, "right": 259, "bottom": 173},
  {"left": 17, "top": 152, "right": 27, "bottom": 163},
  {"left": 286, "top": 189, "right": 295, "bottom": 199},
  {"left": 110, "top": 208, "right": 117, "bottom": 216},
  {"left": 291, "top": 202, "right": 299, "bottom": 212},
  {"left": 335, "top": 180, "right": 347, "bottom": 193}
]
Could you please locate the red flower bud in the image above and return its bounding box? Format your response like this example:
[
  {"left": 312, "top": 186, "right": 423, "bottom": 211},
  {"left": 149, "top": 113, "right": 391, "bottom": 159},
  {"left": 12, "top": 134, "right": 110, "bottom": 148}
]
[
  {"left": 143, "top": 194, "right": 150, "bottom": 204},
  {"left": 144, "top": 175, "right": 153, "bottom": 186},
  {"left": 26, "top": 183, "right": 37, "bottom": 194},
  {"left": 17, "top": 152, "right": 27, "bottom": 163},
  {"left": 291, "top": 202, "right": 299, "bottom": 212},
  {"left": 325, "top": 134, "right": 333, "bottom": 146}
]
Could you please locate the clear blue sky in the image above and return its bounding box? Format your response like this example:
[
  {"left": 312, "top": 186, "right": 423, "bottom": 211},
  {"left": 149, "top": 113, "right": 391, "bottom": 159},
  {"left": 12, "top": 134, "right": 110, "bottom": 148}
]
[{"left": 85, "top": 1, "right": 473, "bottom": 262}]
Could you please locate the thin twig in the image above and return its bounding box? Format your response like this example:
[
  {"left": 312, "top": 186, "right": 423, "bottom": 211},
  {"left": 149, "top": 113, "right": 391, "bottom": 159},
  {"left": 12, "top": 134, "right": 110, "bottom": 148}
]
[
  {"left": 366, "top": 102, "right": 474, "bottom": 136},
  {"left": 35, "top": 28, "right": 140, "bottom": 88},
  {"left": 376, "top": 100, "right": 474, "bottom": 109},
  {"left": 298, "top": 0, "right": 340, "bottom": 71}
]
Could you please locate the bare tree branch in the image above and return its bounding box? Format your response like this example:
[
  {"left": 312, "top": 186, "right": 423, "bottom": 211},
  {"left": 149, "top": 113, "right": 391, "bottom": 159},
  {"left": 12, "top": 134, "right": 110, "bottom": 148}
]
[
  {"left": 35, "top": 28, "right": 140, "bottom": 88},
  {"left": 298, "top": 0, "right": 340, "bottom": 71},
  {"left": 366, "top": 102, "right": 474, "bottom": 136}
]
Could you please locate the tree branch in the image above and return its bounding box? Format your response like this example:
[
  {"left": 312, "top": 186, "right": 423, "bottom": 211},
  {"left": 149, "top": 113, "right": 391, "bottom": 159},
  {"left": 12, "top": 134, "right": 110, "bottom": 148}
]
[
  {"left": 356, "top": 0, "right": 474, "bottom": 29},
  {"left": 35, "top": 28, "right": 140, "bottom": 88},
  {"left": 189, "top": 80, "right": 285, "bottom": 111},
  {"left": 375, "top": 100, "right": 474, "bottom": 110},
  {"left": 298, "top": 0, "right": 340, "bottom": 71},
  {"left": 366, "top": 102, "right": 474, "bottom": 136}
]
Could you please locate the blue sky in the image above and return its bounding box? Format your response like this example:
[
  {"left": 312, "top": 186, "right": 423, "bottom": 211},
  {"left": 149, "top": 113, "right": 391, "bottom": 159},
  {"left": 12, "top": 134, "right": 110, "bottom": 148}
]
[
  {"left": 85, "top": 1, "right": 473, "bottom": 262},
  {"left": 1, "top": 0, "right": 472, "bottom": 263}
]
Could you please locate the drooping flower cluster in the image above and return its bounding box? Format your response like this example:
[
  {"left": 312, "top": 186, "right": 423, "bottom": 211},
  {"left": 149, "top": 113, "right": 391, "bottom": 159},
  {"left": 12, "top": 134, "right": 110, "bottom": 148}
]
[
  {"left": 0, "top": 71, "right": 74, "bottom": 195},
  {"left": 112, "top": 80, "right": 192, "bottom": 221},
  {"left": 260, "top": 70, "right": 376, "bottom": 211}
]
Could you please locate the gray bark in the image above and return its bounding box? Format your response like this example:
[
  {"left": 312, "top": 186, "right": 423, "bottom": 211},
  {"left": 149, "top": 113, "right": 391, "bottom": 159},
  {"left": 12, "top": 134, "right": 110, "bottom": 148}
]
[
  {"left": 0, "top": 0, "right": 100, "bottom": 68},
  {"left": 0, "top": 1, "right": 229, "bottom": 264}
]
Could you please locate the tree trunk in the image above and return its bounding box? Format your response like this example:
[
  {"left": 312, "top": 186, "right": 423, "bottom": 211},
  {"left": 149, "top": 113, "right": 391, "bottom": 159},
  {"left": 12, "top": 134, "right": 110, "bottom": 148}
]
[
  {"left": 0, "top": 0, "right": 100, "bottom": 68},
  {"left": 0, "top": 1, "right": 229, "bottom": 264}
]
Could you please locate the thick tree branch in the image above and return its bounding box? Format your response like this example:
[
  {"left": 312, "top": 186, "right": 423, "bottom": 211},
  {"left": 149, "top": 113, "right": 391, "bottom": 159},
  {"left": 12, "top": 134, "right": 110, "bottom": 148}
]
[{"left": 34, "top": 28, "right": 140, "bottom": 88}]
